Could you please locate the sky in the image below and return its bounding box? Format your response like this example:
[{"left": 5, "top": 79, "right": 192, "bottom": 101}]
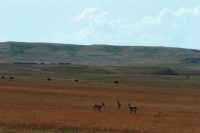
[{"left": 0, "top": 0, "right": 200, "bottom": 49}]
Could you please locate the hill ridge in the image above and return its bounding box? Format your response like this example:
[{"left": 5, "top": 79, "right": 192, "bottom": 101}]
[{"left": 0, "top": 41, "right": 200, "bottom": 66}]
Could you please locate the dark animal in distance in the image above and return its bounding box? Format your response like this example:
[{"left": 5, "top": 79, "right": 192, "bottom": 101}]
[
  {"left": 74, "top": 79, "right": 79, "bottom": 83},
  {"left": 93, "top": 102, "right": 105, "bottom": 112},
  {"left": 114, "top": 81, "right": 119, "bottom": 84},
  {"left": 128, "top": 104, "right": 137, "bottom": 114},
  {"left": 47, "top": 78, "right": 52, "bottom": 81},
  {"left": 9, "top": 76, "right": 14, "bottom": 80},
  {"left": 117, "top": 100, "right": 121, "bottom": 110}
]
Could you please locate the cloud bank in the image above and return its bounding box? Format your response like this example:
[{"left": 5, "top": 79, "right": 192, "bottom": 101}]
[{"left": 70, "top": 5, "right": 200, "bottom": 48}]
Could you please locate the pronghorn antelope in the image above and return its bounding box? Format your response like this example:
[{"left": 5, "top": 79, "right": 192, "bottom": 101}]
[
  {"left": 93, "top": 102, "right": 105, "bottom": 112},
  {"left": 117, "top": 100, "right": 121, "bottom": 110},
  {"left": 128, "top": 104, "right": 137, "bottom": 114}
]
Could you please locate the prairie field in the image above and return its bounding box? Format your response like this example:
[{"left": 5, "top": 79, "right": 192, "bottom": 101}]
[
  {"left": 0, "top": 64, "right": 200, "bottom": 133},
  {"left": 0, "top": 76, "right": 200, "bottom": 133}
]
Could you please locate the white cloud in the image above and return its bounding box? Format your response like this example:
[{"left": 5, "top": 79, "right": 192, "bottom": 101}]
[
  {"left": 174, "top": 6, "right": 200, "bottom": 16},
  {"left": 78, "top": 25, "right": 95, "bottom": 38},
  {"left": 73, "top": 8, "right": 126, "bottom": 42},
  {"left": 70, "top": 5, "right": 200, "bottom": 47},
  {"left": 74, "top": 8, "right": 109, "bottom": 24},
  {"left": 74, "top": 5, "right": 200, "bottom": 35},
  {"left": 140, "top": 8, "right": 172, "bottom": 25},
  {"left": 139, "top": 5, "right": 200, "bottom": 25},
  {"left": 127, "top": 5, "right": 200, "bottom": 48}
]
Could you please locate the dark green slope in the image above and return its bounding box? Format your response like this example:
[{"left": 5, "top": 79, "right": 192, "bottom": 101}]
[{"left": 0, "top": 41, "right": 200, "bottom": 66}]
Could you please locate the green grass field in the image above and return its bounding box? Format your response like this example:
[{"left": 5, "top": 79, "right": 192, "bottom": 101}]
[{"left": 1, "top": 63, "right": 200, "bottom": 87}]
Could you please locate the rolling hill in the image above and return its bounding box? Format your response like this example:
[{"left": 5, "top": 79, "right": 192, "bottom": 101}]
[{"left": 0, "top": 41, "right": 200, "bottom": 66}]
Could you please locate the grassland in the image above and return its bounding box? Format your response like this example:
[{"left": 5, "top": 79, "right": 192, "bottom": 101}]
[{"left": 0, "top": 64, "right": 199, "bottom": 132}]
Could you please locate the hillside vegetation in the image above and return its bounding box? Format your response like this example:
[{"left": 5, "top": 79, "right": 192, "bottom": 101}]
[{"left": 1, "top": 42, "right": 200, "bottom": 66}]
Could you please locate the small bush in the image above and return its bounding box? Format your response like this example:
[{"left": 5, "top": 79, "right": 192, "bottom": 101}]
[
  {"left": 157, "top": 68, "right": 178, "bottom": 75},
  {"left": 47, "top": 78, "right": 52, "bottom": 81},
  {"left": 9, "top": 76, "right": 14, "bottom": 79},
  {"left": 114, "top": 81, "right": 119, "bottom": 84},
  {"left": 74, "top": 79, "right": 79, "bottom": 83}
]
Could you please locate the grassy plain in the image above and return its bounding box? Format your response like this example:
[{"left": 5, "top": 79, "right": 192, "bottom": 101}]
[{"left": 0, "top": 64, "right": 200, "bottom": 133}]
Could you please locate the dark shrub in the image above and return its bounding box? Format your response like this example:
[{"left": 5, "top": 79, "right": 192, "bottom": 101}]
[
  {"left": 74, "top": 79, "right": 79, "bottom": 83},
  {"left": 9, "top": 76, "right": 14, "bottom": 79},
  {"left": 47, "top": 78, "right": 52, "bottom": 81},
  {"left": 114, "top": 81, "right": 119, "bottom": 84},
  {"left": 157, "top": 68, "right": 178, "bottom": 75}
]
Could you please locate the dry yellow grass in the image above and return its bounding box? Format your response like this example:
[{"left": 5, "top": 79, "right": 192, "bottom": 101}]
[{"left": 0, "top": 79, "right": 199, "bottom": 133}]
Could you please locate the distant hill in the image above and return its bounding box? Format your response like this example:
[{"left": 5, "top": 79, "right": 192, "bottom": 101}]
[{"left": 0, "top": 41, "right": 200, "bottom": 66}]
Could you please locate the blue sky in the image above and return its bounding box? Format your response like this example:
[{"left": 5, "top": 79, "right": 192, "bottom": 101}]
[{"left": 0, "top": 0, "right": 200, "bottom": 49}]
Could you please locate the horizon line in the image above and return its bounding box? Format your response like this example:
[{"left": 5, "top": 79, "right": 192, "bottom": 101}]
[{"left": 0, "top": 41, "right": 198, "bottom": 51}]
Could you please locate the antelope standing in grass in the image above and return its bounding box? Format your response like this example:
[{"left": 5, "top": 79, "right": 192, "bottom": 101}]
[
  {"left": 128, "top": 104, "right": 137, "bottom": 114},
  {"left": 93, "top": 102, "right": 105, "bottom": 112},
  {"left": 117, "top": 100, "right": 121, "bottom": 110}
]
